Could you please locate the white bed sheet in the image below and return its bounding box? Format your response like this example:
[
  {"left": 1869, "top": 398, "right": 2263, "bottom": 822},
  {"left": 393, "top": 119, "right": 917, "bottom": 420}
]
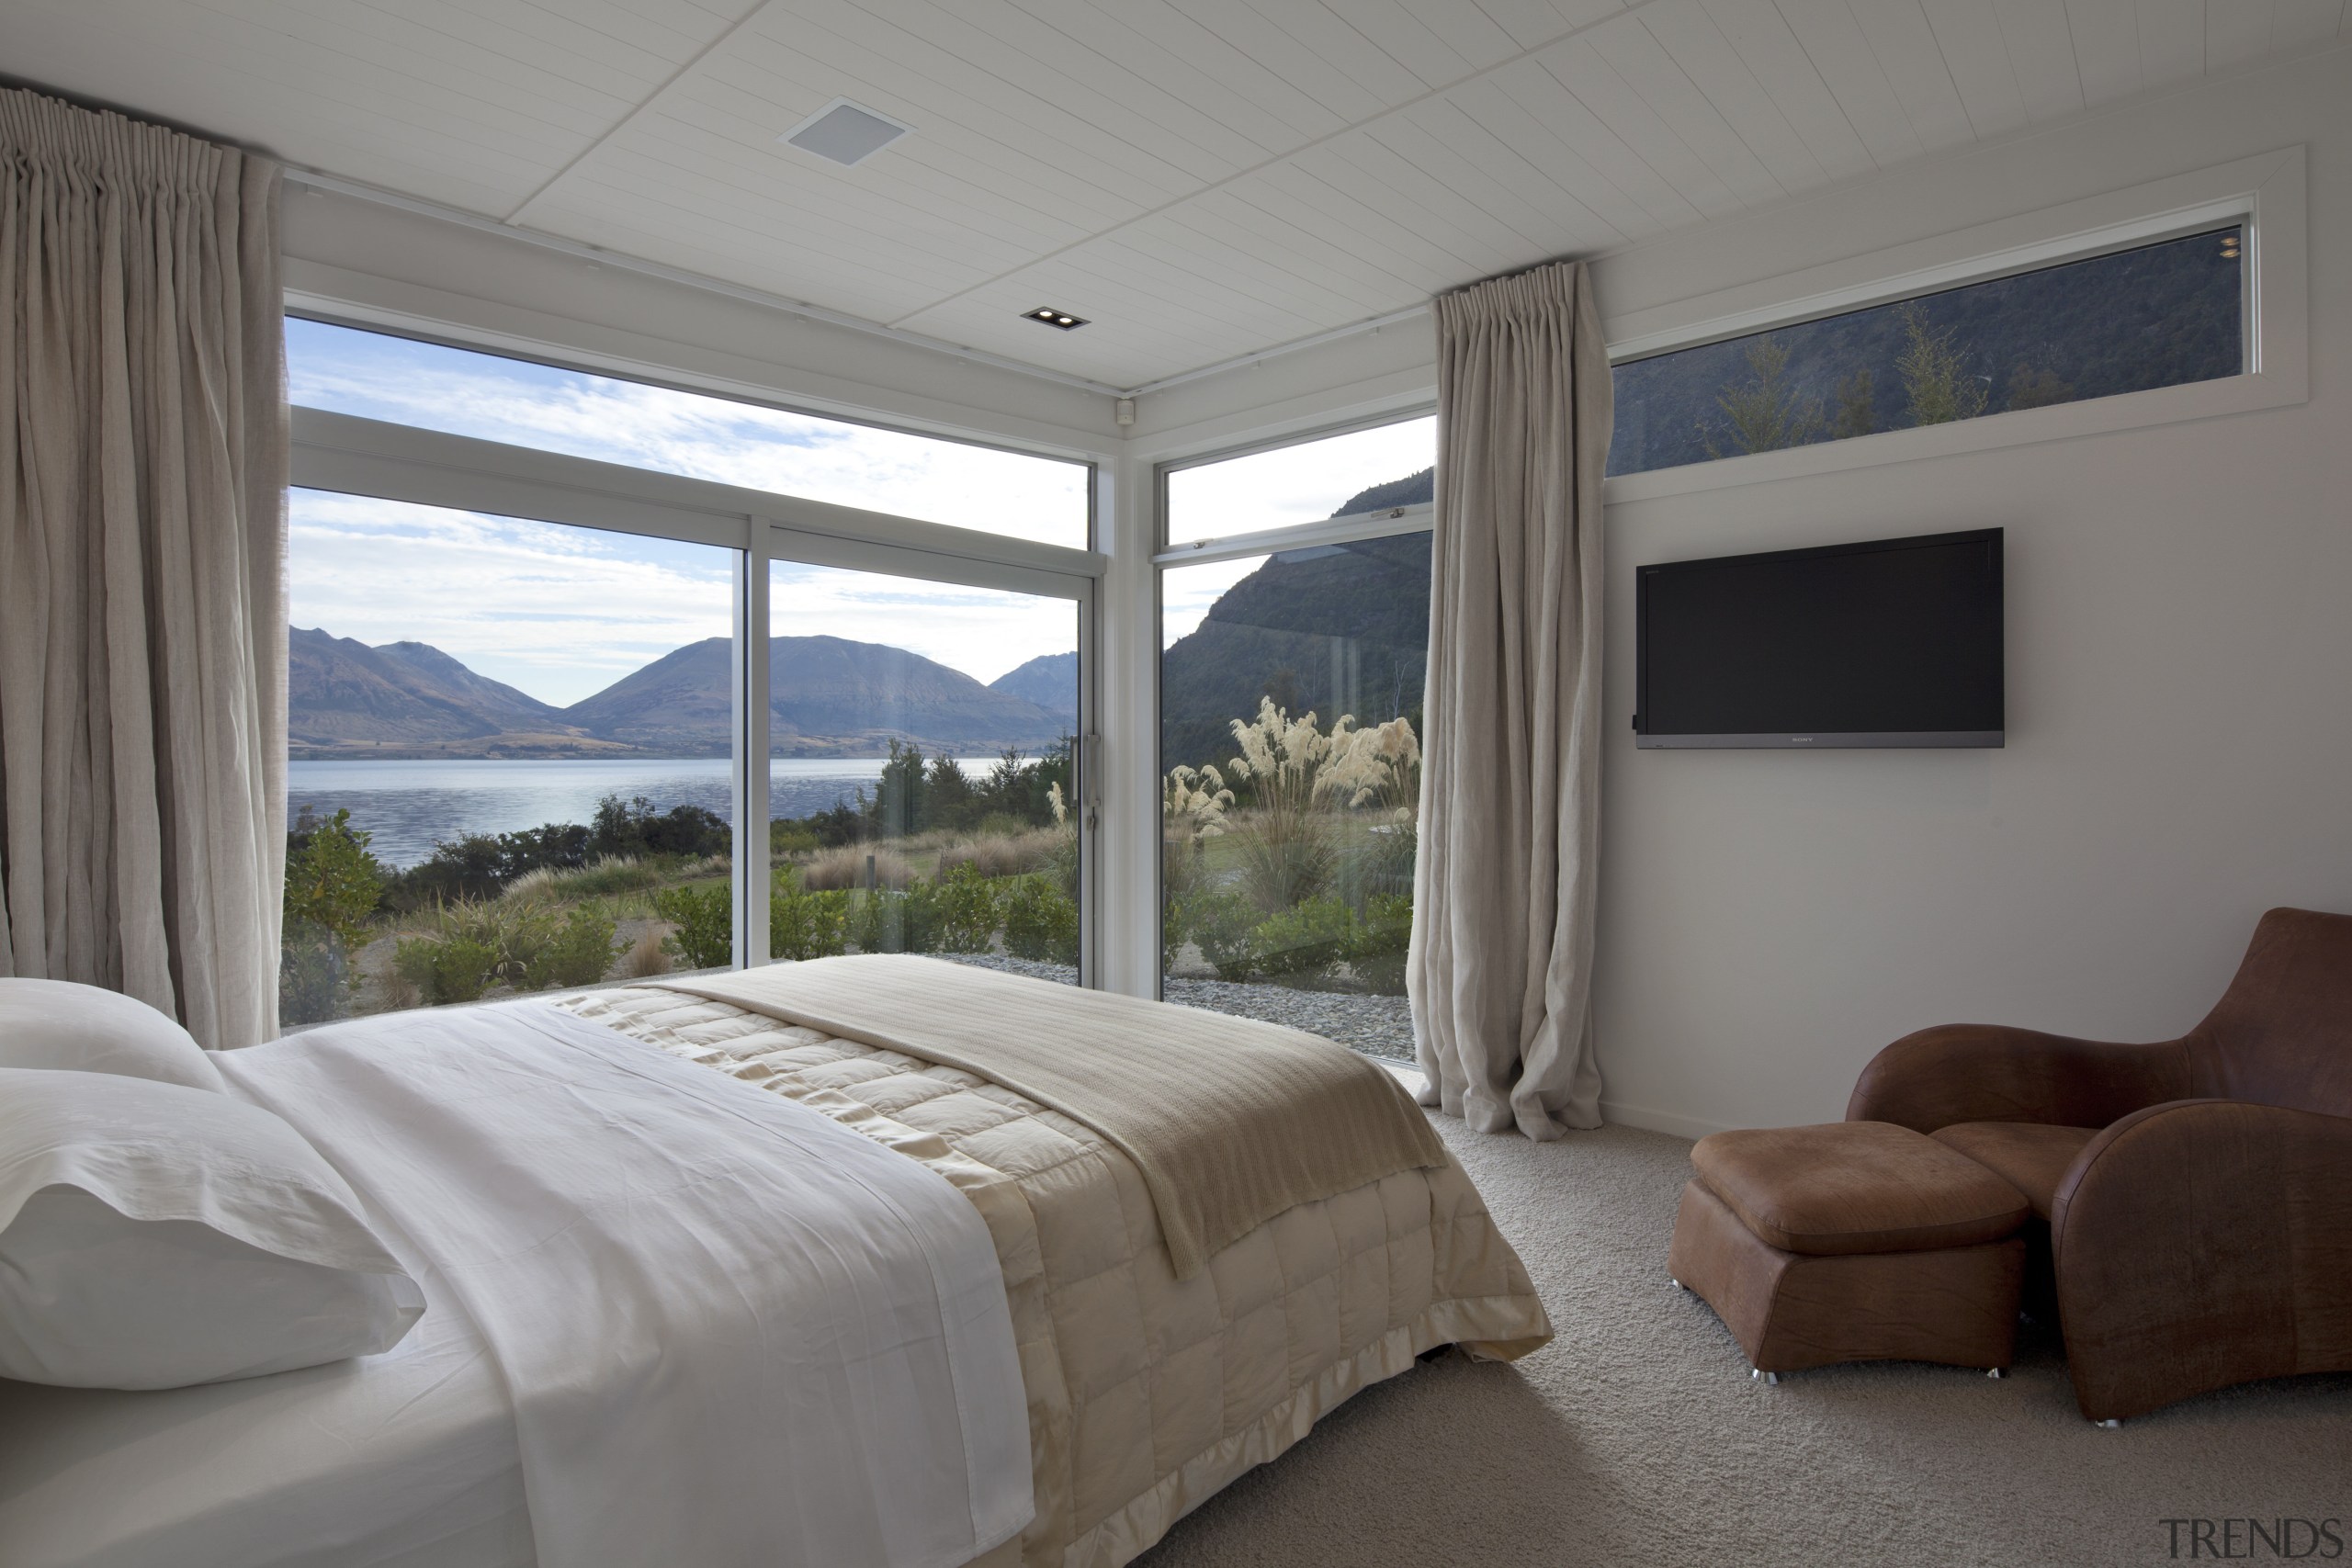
[
  {"left": 0, "top": 1232, "right": 532, "bottom": 1568},
  {"left": 0, "top": 998, "right": 1034, "bottom": 1568}
]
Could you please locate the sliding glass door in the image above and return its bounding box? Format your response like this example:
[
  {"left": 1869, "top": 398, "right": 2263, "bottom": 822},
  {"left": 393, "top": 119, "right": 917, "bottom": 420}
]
[
  {"left": 761, "top": 554, "right": 1085, "bottom": 984},
  {"left": 1158, "top": 415, "right": 1434, "bottom": 1063}
]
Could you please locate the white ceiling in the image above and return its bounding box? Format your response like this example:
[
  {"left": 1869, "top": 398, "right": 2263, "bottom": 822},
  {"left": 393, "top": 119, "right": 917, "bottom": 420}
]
[{"left": 10, "top": 0, "right": 2346, "bottom": 389}]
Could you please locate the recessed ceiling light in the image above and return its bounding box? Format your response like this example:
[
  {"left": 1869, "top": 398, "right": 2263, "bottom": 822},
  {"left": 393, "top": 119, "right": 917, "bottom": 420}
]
[
  {"left": 779, "top": 98, "right": 910, "bottom": 166},
  {"left": 1023, "top": 306, "right": 1089, "bottom": 331}
]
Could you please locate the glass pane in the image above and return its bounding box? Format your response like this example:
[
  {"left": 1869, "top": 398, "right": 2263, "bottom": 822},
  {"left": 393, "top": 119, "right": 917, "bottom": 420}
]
[
  {"left": 288, "top": 318, "right": 1091, "bottom": 548},
  {"left": 1160, "top": 530, "right": 1430, "bottom": 1062},
  {"left": 1610, "top": 225, "right": 2246, "bottom": 477},
  {"left": 281, "top": 487, "right": 739, "bottom": 1025},
  {"left": 764, "top": 559, "right": 1080, "bottom": 985},
  {"left": 1165, "top": 415, "right": 1434, "bottom": 546}
]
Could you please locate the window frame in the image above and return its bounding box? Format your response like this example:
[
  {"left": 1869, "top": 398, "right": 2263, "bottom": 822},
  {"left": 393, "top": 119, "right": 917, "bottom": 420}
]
[
  {"left": 1599, "top": 146, "right": 2308, "bottom": 504},
  {"left": 1148, "top": 408, "right": 1438, "bottom": 1000},
  {"left": 1153, "top": 406, "right": 1437, "bottom": 568},
  {"left": 286, "top": 319, "right": 1106, "bottom": 993}
]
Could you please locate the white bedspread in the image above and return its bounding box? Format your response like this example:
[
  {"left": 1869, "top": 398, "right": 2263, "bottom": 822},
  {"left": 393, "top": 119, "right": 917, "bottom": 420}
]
[{"left": 214, "top": 1000, "right": 1031, "bottom": 1568}]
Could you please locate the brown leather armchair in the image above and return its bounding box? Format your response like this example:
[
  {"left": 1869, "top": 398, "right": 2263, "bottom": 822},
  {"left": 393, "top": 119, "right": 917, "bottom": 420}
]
[{"left": 1847, "top": 907, "right": 2352, "bottom": 1423}]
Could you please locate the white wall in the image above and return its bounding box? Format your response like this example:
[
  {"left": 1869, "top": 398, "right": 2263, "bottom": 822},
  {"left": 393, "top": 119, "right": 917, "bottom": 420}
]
[
  {"left": 1593, "top": 48, "right": 2352, "bottom": 1135},
  {"left": 1139, "top": 46, "right": 2352, "bottom": 1136}
]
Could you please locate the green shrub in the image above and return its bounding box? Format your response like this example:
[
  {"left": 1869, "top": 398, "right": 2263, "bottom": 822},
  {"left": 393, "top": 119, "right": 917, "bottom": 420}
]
[
  {"left": 933, "top": 863, "right": 1003, "bottom": 954},
  {"left": 849, "top": 883, "right": 944, "bottom": 955},
  {"left": 652, "top": 882, "right": 732, "bottom": 970},
  {"left": 280, "top": 807, "right": 386, "bottom": 1024},
  {"left": 770, "top": 818, "right": 820, "bottom": 858},
  {"left": 1004, "top": 875, "right": 1079, "bottom": 965},
  {"left": 1185, "top": 888, "right": 1261, "bottom": 981},
  {"left": 389, "top": 895, "right": 581, "bottom": 1004},
  {"left": 1251, "top": 896, "right": 1355, "bottom": 980},
  {"left": 279, "top": 920, "right": 350, "bottom": 1026},
  {"left": 394, "top": 931, "right": 499, "bottom": 1005},
  {"left": 769, "top": 877, "right": 850, "bottom": 962},
  {"left": 1345, "top": 893, "right": 1413, "bottom": 995},
  {"left": 1336, "top": 824, "right": 1417, "bottom": 908},
  {"left": 524, "top": 905, "right": 623, "bottom": 990}
]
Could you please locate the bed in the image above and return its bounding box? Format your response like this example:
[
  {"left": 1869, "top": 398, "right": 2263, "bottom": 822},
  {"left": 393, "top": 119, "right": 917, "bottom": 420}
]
[{"left": 0, "top": 958, "right": 1552, "bottom": 1568}]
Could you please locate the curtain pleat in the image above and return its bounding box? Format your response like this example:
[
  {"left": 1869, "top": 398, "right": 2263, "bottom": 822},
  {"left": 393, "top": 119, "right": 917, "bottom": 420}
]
[
  {"left": 1409, "top": 261, "right": 1611, "bottom": 1139},
  {"left": 0, "top": 88, "right": 287, "bottom": 1047}
]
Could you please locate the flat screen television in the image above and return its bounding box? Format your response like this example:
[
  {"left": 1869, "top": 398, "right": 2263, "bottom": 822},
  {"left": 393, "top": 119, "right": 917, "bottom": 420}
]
[{"left": 1634, "top": 528, "right": 2003, "bottom": 749}]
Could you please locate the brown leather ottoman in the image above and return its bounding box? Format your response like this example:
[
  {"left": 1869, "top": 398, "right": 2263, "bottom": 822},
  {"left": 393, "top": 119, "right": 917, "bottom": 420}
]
[{"left": 1668, "top": 1121, "right": 2031, "bottom": 1381}]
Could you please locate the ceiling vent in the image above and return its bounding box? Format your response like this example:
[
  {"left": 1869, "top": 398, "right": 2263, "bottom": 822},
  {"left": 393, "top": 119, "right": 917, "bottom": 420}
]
[{"left": 780, "top": 99, "right": 910, "bottom": 166}]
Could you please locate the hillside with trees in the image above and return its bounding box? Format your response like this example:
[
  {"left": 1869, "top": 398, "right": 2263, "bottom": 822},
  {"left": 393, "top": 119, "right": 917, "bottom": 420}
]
[{"left": 1609, "top": 225, "right": 2245, "bottom": 475}]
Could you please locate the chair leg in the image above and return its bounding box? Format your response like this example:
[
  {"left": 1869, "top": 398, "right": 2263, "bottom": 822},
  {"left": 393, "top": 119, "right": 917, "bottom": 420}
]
[
  {"left": 1750, "top": 1368, "right": 1780, "bottom": 1386},
  {"left": 1986, "top": 1368, "right": 2004, "bottom": 1379},
  {"left": 2096, "top": 1418, "right": 2120, "bottom": 1429}
]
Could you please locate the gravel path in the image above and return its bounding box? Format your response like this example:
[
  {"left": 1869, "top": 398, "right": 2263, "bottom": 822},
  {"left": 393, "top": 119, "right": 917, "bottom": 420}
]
[{"left": 939, "top": 953, "right": 1415, "bottom": 1064}]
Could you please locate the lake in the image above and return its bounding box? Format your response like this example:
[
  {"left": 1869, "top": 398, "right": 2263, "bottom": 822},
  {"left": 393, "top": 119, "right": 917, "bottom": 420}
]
[{"left": 285, "top": 757, "right": 991, "bottom": 868}]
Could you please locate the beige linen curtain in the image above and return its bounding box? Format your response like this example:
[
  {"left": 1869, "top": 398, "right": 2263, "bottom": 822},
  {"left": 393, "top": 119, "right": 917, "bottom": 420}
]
[
  {"left": 1409, "top": 261, "right": 1610, "bottom": 1140},
  {"left": 0, "top": 89, "right": 288, "bottom": 1047}
]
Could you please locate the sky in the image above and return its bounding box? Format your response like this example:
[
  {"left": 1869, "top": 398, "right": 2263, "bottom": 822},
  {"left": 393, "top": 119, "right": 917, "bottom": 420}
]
[
  {"left": 1164, "top": 415, "right": 1434, "bottom": 546},
  {"left": 287, "top": 321, "right": 1082, "bottom": 705},
  {"left": 1159, "top": 416, "right": 1434, "bottom": 648},
  {"left": 287, "top": 320, "right": 1430, "bottom": 704}
]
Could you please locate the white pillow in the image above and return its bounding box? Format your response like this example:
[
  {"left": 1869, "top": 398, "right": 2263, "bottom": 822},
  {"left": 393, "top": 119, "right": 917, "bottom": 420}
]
[
  {"left": 0, "top": 1067, "right": 424, "bottom": 1389},
  {"left": 0, "top": 977, "right": 225, "bottom": 1094}
]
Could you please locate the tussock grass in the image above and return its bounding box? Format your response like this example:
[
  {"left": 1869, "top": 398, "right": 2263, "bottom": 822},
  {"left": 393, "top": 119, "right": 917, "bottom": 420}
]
[
  {"left": 938, "top": 827, "right": 1063, "bottom": 879},
  {"left": 620, "top": 926, "right": 672, "bottom": 978},
  {"left": 802, "top": 844, "right": 915, "bottom": 892}
]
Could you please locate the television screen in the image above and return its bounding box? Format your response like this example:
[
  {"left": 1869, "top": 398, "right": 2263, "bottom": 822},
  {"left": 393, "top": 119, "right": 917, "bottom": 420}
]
[{"left": 1634, "top": 529, "right": 2003, "bottom": 749}]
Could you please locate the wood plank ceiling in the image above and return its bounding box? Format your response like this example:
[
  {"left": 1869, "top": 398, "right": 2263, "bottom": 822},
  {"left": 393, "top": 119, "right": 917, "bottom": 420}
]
[{"left": 10, "top": 0, "right": 2346, "bottom": 389}]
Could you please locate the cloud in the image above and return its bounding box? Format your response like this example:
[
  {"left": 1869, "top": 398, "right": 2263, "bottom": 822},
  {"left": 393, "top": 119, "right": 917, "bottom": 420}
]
[
  {"left": 1165, "top": 416, "right": 1433, "bottom": 544},
  {"left": 290, "top": 493, "right": 1078, "bottom": 706},
  {"left": 289, "top": 491, "right": 733, "bottom": 706},
  {"left": 288, "top": 320, "right": 1089, "bottom": 548}
]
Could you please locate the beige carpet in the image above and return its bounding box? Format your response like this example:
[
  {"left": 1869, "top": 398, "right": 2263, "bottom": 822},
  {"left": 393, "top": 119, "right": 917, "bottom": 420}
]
[{"left": 1136, "top": 1117, "right": 2351, "bottom": 1568}]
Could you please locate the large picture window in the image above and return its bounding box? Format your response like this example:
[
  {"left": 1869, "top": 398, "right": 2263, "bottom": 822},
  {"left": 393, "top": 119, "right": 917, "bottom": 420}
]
[
  {"left": 281, "top": 321, "right": 1097, "bottom": 1026},
  {"left": 280, "top": 488, "right": 740, "bottom": 1022},
  {"left": 1159, "top": 418, "right": 1433, "bottom": 1063},
  {"left": 1609, "top": 224, "right": 2247, "bottom": 478}
]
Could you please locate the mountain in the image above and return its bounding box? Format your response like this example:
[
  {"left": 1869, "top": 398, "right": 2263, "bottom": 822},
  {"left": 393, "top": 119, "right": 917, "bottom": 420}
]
[
  {"left": 1159, "top": 531, "right": 1431, "bottom": 771},
  {"left": 1610, "top": 225, "right": 2243, "bottom": 474},
  {"left": 989, "top": 651, "right": 1078, "bottom": 727},
  {"left": 288, "top": 626, "right": 594, "bottom": 752},
  {"left": 290, "top": 630, "right": 1070, "bottom": 759},
  {"left": 564, "top": 635, "right": 1067, "bottom": 755},
  {"left": 371, "top": 640, "right": 566, "bottom": 733}
]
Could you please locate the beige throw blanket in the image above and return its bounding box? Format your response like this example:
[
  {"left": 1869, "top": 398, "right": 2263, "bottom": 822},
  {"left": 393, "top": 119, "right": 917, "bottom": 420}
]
[{"left": 657, "top": 956, "right": 1448, "bottom": 1279}]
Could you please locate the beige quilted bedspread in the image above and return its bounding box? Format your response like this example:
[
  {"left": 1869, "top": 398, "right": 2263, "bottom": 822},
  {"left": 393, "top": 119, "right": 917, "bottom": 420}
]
[
  {"left": 555, "top": 986, "right": 1552, "bottom": 1568},
  {"left": 660, "top": 956, "right": 1448, "bottom": 1279}
]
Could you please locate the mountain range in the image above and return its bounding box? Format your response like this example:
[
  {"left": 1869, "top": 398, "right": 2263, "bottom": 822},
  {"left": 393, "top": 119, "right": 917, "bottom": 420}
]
[
  {"left": 289, "top": 628, "right": 1077, "bottom": 760},
  {"left": 292, "top": 467, "right": 1428, "bottom": 763}
]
